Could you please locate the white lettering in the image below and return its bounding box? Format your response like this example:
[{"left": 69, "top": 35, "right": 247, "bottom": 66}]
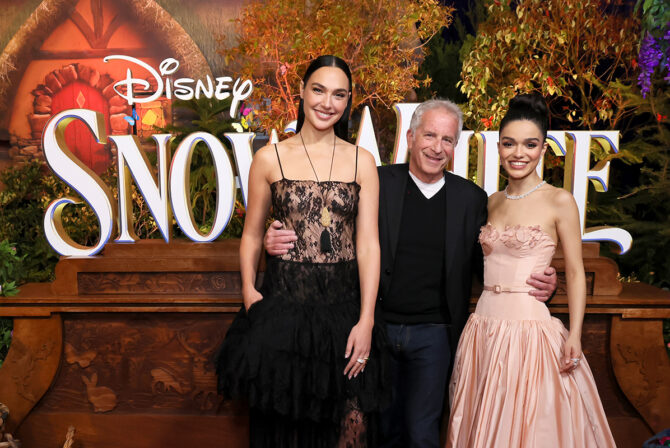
[
  {"left": 391, "top": 103, "right": 419, "bottom": 164},
  {"left": 195, "top": 77, "right": 214, "bottom": 99},
  {"left": 169, "top": 132, "right": 235, "bottom": 242},
  {"left": 103, "top": 55, "right": 163, "bottom": 105},
  {"left": 355, "top": 106, "right": 382, "bottom": 166},
  {"left": 230, "top": 79, "right": 254, "bottom": 118},
  {"left": 215, "top": 77, "right": 233, "bottom": 100},
  {"left": 224, "top": 132, "right": 256, "bottom": 207},
  {"left": 41, "top": 107, "right": 633, "bottom": 256},
  {"left": 110, "top": 134, "right": 172, "bottom": 243},
  {"left": 104, "top": 55, "right": 252, "bottom": 117},
  {"left": 173, "top": 78, "right": 195, "bottom": 100},
  {"left": 42, "top": 110, "right": 115, "bottom": 256}
]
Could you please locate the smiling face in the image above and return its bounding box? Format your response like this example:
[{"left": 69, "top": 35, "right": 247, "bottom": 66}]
[
  {"left": 300, "top": 66, "right": 350, "bottom": 132},
  {"left": 407, "top": 108, "right": 459, "bottom": 183},
  {"left": 498, "top": 119, "right": 547, "bottom": 179}
]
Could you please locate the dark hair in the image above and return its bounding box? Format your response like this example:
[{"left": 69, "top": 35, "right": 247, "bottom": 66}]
[
  {"left": 500, "top": 93, "right": 549, "bottom": 140},
  {"left": 296, "top": 55, "right": 352, "bottom": 140}
]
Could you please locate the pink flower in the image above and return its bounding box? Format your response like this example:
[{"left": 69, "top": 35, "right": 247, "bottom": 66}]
[
  {"left": 502, "top": 225, "right": 545, "bottom": 249},
  {"left": 479, "top": 224, "right": 499, "bottom": 243},
  {"left": 479, "top": 224, "right": 499, "bottom": 255}
]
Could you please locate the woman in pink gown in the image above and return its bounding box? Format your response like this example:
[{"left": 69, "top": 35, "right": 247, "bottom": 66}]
[{"left": 446, "top": 94, "right": 616, "bottom": 447}]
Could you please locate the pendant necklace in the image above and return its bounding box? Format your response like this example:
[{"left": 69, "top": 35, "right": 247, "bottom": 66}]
[
  {"left": 504, "top": 180, "right": 546, "bottom": 200},
  {"left": 300, "top": 132, "right": 336, "bottom": 253}
]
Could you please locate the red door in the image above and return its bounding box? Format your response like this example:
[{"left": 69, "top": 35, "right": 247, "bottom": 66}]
[{"left": 50, "top": 81, "right": 113, "bottom": 175}]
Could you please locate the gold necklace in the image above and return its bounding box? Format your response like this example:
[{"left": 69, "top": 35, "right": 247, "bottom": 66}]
[{"left": 300, "top": 132, "right": 336, "bottom": 253}]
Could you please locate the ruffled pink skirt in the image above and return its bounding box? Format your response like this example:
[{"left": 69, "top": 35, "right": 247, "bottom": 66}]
[{"left": 447, "top": 306, "right": 616, "bottom": 447}]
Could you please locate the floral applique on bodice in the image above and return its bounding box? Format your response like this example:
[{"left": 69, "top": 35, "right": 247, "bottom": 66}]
[{"left": 479, "top": 223, "right": 557, "bottom": 291}]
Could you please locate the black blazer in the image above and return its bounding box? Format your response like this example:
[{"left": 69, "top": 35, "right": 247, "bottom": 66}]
[{"left": 377, "top": 164, "right": 488, "bottom": 335}]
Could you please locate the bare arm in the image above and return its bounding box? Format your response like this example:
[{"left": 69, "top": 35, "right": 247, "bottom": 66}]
[
  {"left": 343, "top": 149, "right": 380, "bottom": 379},
  {"left": 554, "top": 190, "right": 586, "bottom": 373},
  {"left": 239, "top": 146, "right": 274, "bottom": 311}
]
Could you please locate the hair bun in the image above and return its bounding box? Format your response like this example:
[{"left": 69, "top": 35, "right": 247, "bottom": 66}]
[
  {"left": 508, "top": 93, "right": 548, "bottom": 117},
  {"left": 500, "top": 93, "right": 550, "bottom": 138}
]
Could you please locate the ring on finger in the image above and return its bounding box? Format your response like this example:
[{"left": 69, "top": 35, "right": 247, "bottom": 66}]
[{"left": 356, "top": 358, "right": 367, "bottom": 364}]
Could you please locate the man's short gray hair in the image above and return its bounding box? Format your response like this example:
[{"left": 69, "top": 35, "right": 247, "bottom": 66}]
[{"left": 409, "top": 99, "right": 464, "bottom": 143}]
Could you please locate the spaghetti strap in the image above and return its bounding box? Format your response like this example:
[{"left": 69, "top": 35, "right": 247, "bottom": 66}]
[
  {"left": 353, "top": 146, "right": 359, "bottom": 182},
  {"left": 274, "top": 144, "right": 285, "bottom": 179}
]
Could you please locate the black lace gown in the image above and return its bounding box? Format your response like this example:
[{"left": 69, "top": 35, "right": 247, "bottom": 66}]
[{"left": 216, "top": 176, "right": 391, "bottom": 447}]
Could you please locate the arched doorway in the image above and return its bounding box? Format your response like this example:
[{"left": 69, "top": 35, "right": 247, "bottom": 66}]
[{"left": 50, "top": 80, "right": 112, "bottom": 174}]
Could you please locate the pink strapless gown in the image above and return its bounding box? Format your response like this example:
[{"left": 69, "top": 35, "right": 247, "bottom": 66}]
[{"left": 446, "top": 224, "right": 616, "bottom": 448}]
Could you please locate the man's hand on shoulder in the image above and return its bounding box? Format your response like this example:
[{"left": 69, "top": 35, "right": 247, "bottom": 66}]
[
  {"left": 264, "top": 220, "right": 297, "bottom": 256},
  {"left": 527, "top": 266, "right": 558, "bottom": 302}
]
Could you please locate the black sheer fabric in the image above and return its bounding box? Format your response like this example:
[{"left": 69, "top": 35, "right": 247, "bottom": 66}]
[
  {"left": 216, "top": 179, "right": 390, "bottom": 447},
  {"left": 272, "top": 179, "right": 359, "bottom": 263}
]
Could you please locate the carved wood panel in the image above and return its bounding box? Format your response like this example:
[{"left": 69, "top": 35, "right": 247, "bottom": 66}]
[
  {"left": 555, "top": 313, "right": 655, "bottom": 446},
  {"left": 0, "top": 316, "right": 63, "bottom": 433},
  {"left": 35, "top": 313, "right": 240, "bottom": 415},
  {"left": 610, "top": 317, "right": 670, "bottom": 434},
  {"left": 78, "top": 272, "right": 241, "bottom": 296}
]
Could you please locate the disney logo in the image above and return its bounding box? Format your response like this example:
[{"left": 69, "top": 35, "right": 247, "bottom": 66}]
[{"left": 103, "top": 55, "right": 253, "bottom": 117}]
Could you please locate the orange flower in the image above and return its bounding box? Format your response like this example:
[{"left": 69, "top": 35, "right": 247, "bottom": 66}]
[{"left": 481, "top": 116, "right": 494, "bottom": 128}]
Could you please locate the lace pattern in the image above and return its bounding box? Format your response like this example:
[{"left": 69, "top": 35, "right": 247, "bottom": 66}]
[
  {"left": 271, "top": 179, "right": 360, "bottom": 263},
  {"left": 337, "top": 399, "right": 367, "bottom": 448}
]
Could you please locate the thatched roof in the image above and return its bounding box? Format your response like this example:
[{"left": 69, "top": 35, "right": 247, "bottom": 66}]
[
  {"left": 0, "top": 0, "right": 213, "bottom": 128},
  {"left": 155, "top": 0, "right": 243, "bottom": 75},
  {"left": 0, "top": 0, "right": 44, "bottom": 54}
]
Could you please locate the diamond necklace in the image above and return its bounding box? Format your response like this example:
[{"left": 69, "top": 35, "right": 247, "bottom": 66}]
[
  {"left": 300, "top": 132, "right": 336, "bottom": 252},
  {"left": 504, "top": 180, "right": 546, "bottom": 200}
]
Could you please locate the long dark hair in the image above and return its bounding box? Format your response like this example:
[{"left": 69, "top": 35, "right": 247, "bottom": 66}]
[
  {"left": 500, "top": 93, "right": 549, "bottom": 140},
  {"left": 296, "top": 55, "right": 353, "bottom": 140}
]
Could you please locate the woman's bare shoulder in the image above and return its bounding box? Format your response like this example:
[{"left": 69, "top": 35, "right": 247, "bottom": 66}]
[
  {"left": 487, "top": 190, "right": 505, "bottom": 207},
  {"left": 545, "top": 184, "right": 576, "bottom": 209},
  {"left": 252, "top": 144, "right": 278, "bottom": 164}
]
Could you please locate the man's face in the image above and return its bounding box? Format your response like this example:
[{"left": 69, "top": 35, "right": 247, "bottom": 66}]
[{"left": 407, "top": 108, "right": 459, "bottom": 183}]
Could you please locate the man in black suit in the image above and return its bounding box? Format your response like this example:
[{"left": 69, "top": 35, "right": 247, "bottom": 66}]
[{"left": 265, "top": 99, "right": 556, "bottom": 447}]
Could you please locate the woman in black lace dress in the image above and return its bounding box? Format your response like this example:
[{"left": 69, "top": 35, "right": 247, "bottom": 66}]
[{"left": 216, "top": 55, "right": 390, "bottom": 447}]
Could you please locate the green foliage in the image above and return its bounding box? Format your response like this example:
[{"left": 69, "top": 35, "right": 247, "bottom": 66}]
[
  {"left": 636, "top": 0, "right": 670, "bottom": 37},
  {"left": 0, "top": 240, "right": 22, "bottom": 368},
  {"left": 0, "top": 318, "right": 10, "bottom": 368},
  {"left": 0, "top": 240, "right": 21, "bottom": 297},
  {"left": 416, "top": 0, "right": 488, "bottom": 102},
  {"left": 0, "top": 162, "right": 69, "bottom": 282},
  {"left": 588, "top": 78, "right": 670, "bottom": 288},
  {"left": 416, "top": 29, "right": 468, "bottom": 103},
  {"left": 459, "top": 0, "right": 639, "bottom": 131}
]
